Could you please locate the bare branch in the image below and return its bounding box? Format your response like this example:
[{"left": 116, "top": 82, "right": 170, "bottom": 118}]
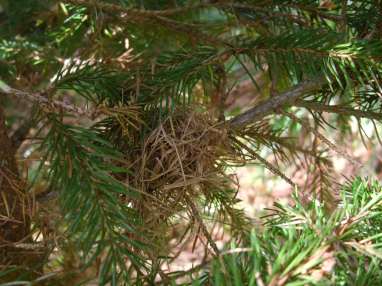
[
  {"left": 65, "top": 0, "right": 344, "bottom": 22},
  {"left": 233, "top": 138, "right": 296, "bottom": 187},
  {"left": 229, "top": 78, "right": 325, "bottom": 127},
  {"left": 282, "top": 111, "right": 362, "bottom": 168},
  {"left": 0, "top": 81, "right": 89, "bottom": 116},
  {"left": 295, "top": 100, "right": 382, "bottom": 121},
  {"left": 64, "top": 0, "right": 210, "bottom": 17}
]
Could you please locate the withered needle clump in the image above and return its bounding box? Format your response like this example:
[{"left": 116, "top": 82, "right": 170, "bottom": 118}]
[{"left": 120, "top": 108, "right": 245, "bottom": 254}]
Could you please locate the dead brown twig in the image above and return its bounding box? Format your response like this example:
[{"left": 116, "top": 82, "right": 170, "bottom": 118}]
[{"left": 0, "top": 84, "right": 89, "bottom": 116}]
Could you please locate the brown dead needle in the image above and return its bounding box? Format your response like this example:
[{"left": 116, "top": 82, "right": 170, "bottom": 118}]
[{"left": 122, "top": 108, "right": 244, "bottom": 256}]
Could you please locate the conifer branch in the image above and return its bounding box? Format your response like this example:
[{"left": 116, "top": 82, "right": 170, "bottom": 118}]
[
  {"left": 186, "top": 196, "right": 220, "bottom": 256},
  {"left": 64, "top": 0, "right": 228, "bottom": 46},
  {"left": 64, "top": 0, "right": 343, "bottom": 23},
  {"left": 233, "top": 138, "right": 296, "bottom": 187},
  {"left": 2, "top": 0, "right": 382, "bottom": 283},
  {"left": 0, "top": 81, "right": 89, "bottom": 116},
  {"left": 295, "top": 100, "right": 382, "bottom": 121},
  {"left": 64, "top": 0, "right": 210, "bottom": 17},
  {"left": 283, "top": 111, "right": 362, "bottom": 168},
  {"left": 229, "top": 78, "right": 326, "bottom": 127}
]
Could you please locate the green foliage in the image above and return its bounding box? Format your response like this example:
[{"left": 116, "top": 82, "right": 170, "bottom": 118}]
[
  {"left": 1, "top": 0, "right": 382, "bottom": 285},
  {"left": 54, "top": 62, "right": 126, "bottom": 104},
  {"left": 197, "top": 178, "right": 382, "bottom": 285},
  {"left": 42, "top": 117, "right": 148, "bottom": 282}
]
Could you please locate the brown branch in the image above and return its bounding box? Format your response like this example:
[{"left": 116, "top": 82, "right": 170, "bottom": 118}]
[
  {"left": 151, "top": 16, "right": 228, "bottom": 46},
  {"left": 64, "top": 0, "right": 210, "bottom": 17},
  {"left": 295, "top": 100, "right": 382, "bottom": 121},
  {"left": 64, "top": 0, "right": 346, "bottom": 53},
  {"left": 63, "top": 1, "right": 273, "bottom": 18},
  {"left": 287, "top": 3, "right": 344, "bottom": 21},
  {"left": 65, "top": 0, "right": 344, "bottom": 22},
  {"left": 229, "top": 78, "right": 326, "bottom": 127},
  {"left": 0, "top": 83, "right": 89, "bottom": 117},
  {"left": 66, "top": 0, "right": 230, "bottom": 47},
  {"left": 233, "top": 138, "right": 296, "bottom": 187},
  {"left": 185, "top": 195, "right": 220, "bottom": 256},
  {"left": 64, "top": 1, "right": 312, "bottom": 46},
  {"left": 282, "top": 111, "right": 362, "bottom": 168}
]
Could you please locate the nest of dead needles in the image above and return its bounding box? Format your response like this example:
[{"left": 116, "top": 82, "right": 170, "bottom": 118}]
[{"left": 117, "top": 107, "right": 246, "bottom": 254}]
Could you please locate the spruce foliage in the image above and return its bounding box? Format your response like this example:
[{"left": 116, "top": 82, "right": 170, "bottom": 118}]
[{"left": 1, "top": 0, "right": 382, "bottom": 285}]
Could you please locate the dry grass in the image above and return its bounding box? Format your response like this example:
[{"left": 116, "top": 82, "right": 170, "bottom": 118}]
[{"left": 118, "top": 107, "right": 246, "bottom": 256}]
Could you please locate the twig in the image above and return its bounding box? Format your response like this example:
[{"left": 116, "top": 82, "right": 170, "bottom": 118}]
[
  {"left": 229, "top": 78, "right": 325, "bottom": 127},
  {"left": 65, "top": 0, "right": 229, "bottom": 46},
  {"left": 0, "top": 81, "right": 89, "bottom": 116},
  {"left": 234, "top": 138, "right": 296, "bottom": 187},
  {"left": 65, "top": 1, "right": 344, "bottom": 23},
  {"left": 283, "top": 111, "right": 362, "bottom": 168},
  {"left": 185, "top": 195, "right": 220, "bottom": 256},
  {"left": 152, "top": 16, "right": 227, "bottom": 46},
  {"left": 64, "top": 0, "right": 210, "bottom": 17},
  {"left": 154, "top": 259, "right": 210, "bottom": 285},
  {"left": 288, "top": 3, "right": 344, "bottom": 21},
  {"left": 295, "top": 100, "right": 382, "bottom": 121}
]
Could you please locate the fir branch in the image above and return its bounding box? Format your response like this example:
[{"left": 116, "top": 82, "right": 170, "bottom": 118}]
[
  {"left": 283, "top": 110, "right": 362, "bottom": 168},
  {"left": 64, "top": 1, "right": 344, "bottom": 23},
  {"left": 3, "top": 0, "right": 382, "bottom": 283},
  {"left": 64, "top": 0, "right": 210, "bottom": 17},
  {"left": 295, "top": 99, "right": 382, "bottom": 121},
  {"left": 185, "top": 195, "right": 220, "bottom": 256},
  {"left": 233, "top": 138, "right": 296, "bottom": 187},
  {"left": 287, "top": 3, "right": 345, "bottom": 22},
  {"left": 229, "top": 78, "right": 326, "bottom": 127},
  {"left": 43, "top": 120, "right": 148, "bottom": 281},
  {"left": 199, "top": 178, "right": 382, "bottom": 286},
  {"left": 0, "top": 81, "right": 89, "bottom": 116},
  {"left": 64, "top": 0, "right": 228, "bottom": 46}
]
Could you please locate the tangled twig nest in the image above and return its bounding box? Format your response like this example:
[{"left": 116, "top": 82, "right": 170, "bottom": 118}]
[{"left": 120, "top": 108, "right": 246, "bottom": 254}]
